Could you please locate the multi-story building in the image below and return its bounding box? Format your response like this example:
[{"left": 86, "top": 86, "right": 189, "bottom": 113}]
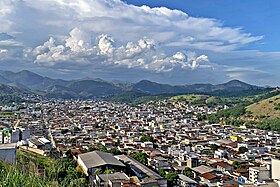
[{"left": 249, "top": 167, "right": 270, "bottom": 183}]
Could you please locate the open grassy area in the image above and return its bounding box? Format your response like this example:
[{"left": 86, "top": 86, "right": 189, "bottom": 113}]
[
  {"left": 170, "top": 93, "right": 263, "bottom": 106},
  {"left": 246, "top": 94, "right": 280, "bottom": 119},
  {"left": 171, "top": 94, "right": 210, "bottom": 103},
  {"left": 0, "top": 111, "right": 15, "bottom": 117}
]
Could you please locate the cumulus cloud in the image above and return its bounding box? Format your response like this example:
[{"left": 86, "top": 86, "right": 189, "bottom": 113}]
[
  {"left": 0, "top": 49, "right": 8, "bottom": 58},
  {"left": 1, "top": 0, "right": 262, "bottom": 51},
  {"left": 29, "top": 27, "right": 210, "bottom": 74},
  {"left": 0, "top": 0, "right": 278, "bottom": 85}
]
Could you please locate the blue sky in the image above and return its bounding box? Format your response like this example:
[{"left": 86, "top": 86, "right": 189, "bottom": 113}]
[
  {"left": 126, "top": 0, "right": 280, "bottom": 52},
  {"left": 0, "top": 0, "right": 279, "bottom": 86}
]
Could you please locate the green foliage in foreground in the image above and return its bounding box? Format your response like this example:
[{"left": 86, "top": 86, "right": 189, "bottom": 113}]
[
  {"left": 157, "top": 169, "right": 179, "bottom": 186},
  {"left": 165, "top": 172, "right": 179, "bottom": 186},
  {"left": 7, "top": 150, "right": 89, "bottom": 187},
  {"left": 0, "top": 160, "right": 50, "bottom": 187}
]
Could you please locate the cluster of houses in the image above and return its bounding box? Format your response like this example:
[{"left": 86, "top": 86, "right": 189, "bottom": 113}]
[{"left": 1, "top": 98, "right": 280, "bottom": 187}]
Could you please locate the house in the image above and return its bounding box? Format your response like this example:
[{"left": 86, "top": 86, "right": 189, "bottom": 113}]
[
  {"left": 213, "top": 162, "right": 234, "bottom": 173},
  {"left": 249, "top": 167, "right": 270, "bottom": 183},
  {"left": 141, "top": 142, "right": 153, "bottom": 148},
  {"left": 29, "top": 139, "right": 45, "bottom": 149},
  {"left": 148, "top": 156, "right": 170, "bottom": 171},
  {"left": 29, "top": 138, "right": 51, "bottom": 150},
  {"left": 192, "top": 165, "right": 215, "bottom": 178},
  {"left": 199, "top": 172, "right": 220, "bottom": 184},
  {"left": 77, "top": 151, "right": 125, "bottom": 176},
  {"left": 116, "top": 155, "right": 167, "bottom": 187},
  {"left": 38, "top": 138, "right": 51, "bottom": 150},
  {"left": 0, "top": 143, "right": 17, "bottom": 164},
  {"left": 178, "top": 174, "right": 197, "bottom": 187},
  {"left": 95, "top": 172, "right": 130, "bottom": 187}
]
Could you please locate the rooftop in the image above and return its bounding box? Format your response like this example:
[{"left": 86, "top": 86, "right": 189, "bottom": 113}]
[
  {"left": 78, "top": 151, "right": 125, "bottom": 169},
  {"left": 97, "top": 172, "right": 129, "bottom": 182},
  {"left": 178, "top": 174, "right": 197, "bottom": 184},
  {"left": 116, "top": 155, "right": 163, "bottom": 180},
  {"left": 192, "top": 165, "right": 215, "bottom": 174},
  {"left": 0, "top": 143, "right": 17, "bottom": 150}
]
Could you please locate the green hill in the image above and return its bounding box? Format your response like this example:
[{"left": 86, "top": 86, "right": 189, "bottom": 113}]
[
  {"left": 171, "top": 94, "right": 217, "bottom": 105},
  {"left": 246, "top": 93, "right": 280, "bottom": 119}
]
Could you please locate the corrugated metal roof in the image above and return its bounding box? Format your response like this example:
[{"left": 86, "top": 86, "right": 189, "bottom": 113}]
[
  {"left": 98, "top": 172, "right": 129, "bottom": 182},
  {"left": 116, "top": 155, "right": 163, "bottom": 180},
  {"left": 78, "top": 151, "right": 125, "bottom": 169}
]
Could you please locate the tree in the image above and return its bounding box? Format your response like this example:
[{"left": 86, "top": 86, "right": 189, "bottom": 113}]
[
  {"left": 238, "top": 147, "right": 248, "bottom": 154},
  {"left": 232, "top": 161, "right": 245, "bottom": 169},
  {"left": 94, "top": 168, "right": 103, "bottom": 175},
  {"left": 87, "top": 146, "right": 95, "bottom": 152},
  {"left": 131, "top": 153, "right": 148, "bottom": 165},
  {"left": 165, "top": 172, "right": 178, "bottom": 186},
  {"left": 109, "top": 148, "right": 124, "bottom": 155},
  {"left": 158, "top": 169, "right": 166, "bottom": 177},
  {"left": 100, "top": 145, "right": 108, "bottom": 153},
  {"left": 140, "top": 135, "right": 154, "bottom": 143},
  {"left": 183, "top": 167, "right": 194, "bottom": 179},
  {"left": 61, "top": 129, "right": 69, "bottom": 134},
  {"left": 210, "top": 144, "right": 219, "bottom": 151},
  {"left": 104, "top": 169, "right": 116, "bottom": 174}
]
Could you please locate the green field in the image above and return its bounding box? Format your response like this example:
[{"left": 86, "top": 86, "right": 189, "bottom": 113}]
[
  {"left": 170, "top": 94, "right": 215, "bottom": 104},
  {"left": 0, "top": 112, "right": 15, "bottom": 117}
]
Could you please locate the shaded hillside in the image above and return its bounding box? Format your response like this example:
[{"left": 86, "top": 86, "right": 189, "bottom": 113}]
[
  {"left": 66, "top": 80, "right": 122, "bottom": 98},
  {"left": 0, "top": 70, "right": 68, "bottom": 90},
  {"left": 0, "top": 84, "right": 29, "bottom": 104},
  {"left": 0, "top": 70, "right": 272, "bottom": 99},
  {"left": 0, "top": 84, "right": 29, "bottom": 95}
]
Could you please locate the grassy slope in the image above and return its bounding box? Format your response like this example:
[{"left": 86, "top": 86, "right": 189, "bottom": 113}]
[
  {"left": 171, "top": 94, "right": 210, "bottom": 103},
  {"left": 246, "top": 94, "right": 280, "bottom": 119}
]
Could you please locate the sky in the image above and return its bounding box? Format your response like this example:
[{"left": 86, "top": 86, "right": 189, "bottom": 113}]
[{"left": 0, "top": 0, "right": 279, "bottom": 86}]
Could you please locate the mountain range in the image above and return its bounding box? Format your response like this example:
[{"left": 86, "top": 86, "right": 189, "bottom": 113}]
[{"left": 0, "top": 70, "right": 269, "bottom": 99}]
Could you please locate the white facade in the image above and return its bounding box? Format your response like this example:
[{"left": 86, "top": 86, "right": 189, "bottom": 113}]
[
  {"left": 272, "top": 158, "right": 280, "bottom": 180},
  {"left": 249, "top": 167, "right": 270, "bottom": 183},
  {"left": 0, "top": 131, "right": 3, "bottom": 144}
]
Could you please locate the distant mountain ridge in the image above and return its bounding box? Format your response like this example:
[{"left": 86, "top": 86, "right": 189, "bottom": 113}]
[
  {"left": 0, "top": 83, "right": 30, "bottom": 95},
  {"left": 0, "top": 70, "right": 267, "bottom": 99}
]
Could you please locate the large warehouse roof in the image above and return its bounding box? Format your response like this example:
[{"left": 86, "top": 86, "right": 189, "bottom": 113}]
[{"left": 78, "top": 151, "right": 125, "bottom": 169}]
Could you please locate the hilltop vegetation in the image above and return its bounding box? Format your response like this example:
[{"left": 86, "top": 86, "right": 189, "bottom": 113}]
[
  {"left": 170, "top": 91, "right": 278, "bottom": 107},
  {"left": 0, "top": 70, "right": 271, "bottom": 99},
  {"left": 199, "top": 91, "right": 280, "bottom": 131},
  {"left": 246, "top": 94, "right": 280, "bottom": 119}
]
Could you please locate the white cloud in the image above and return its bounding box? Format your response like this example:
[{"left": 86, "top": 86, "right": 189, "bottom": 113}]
[
  {"left": 0, "top": 49, "right": 8, "bottom": 58},
  {"left": 30, "top": 29, "right": 209, "bottom": 73},
  {"left": 0, "top": 0, "right": 278, "bottom": 85},
  {"left": 1, "top": 0, "right": 262, "bottom": 51}
]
